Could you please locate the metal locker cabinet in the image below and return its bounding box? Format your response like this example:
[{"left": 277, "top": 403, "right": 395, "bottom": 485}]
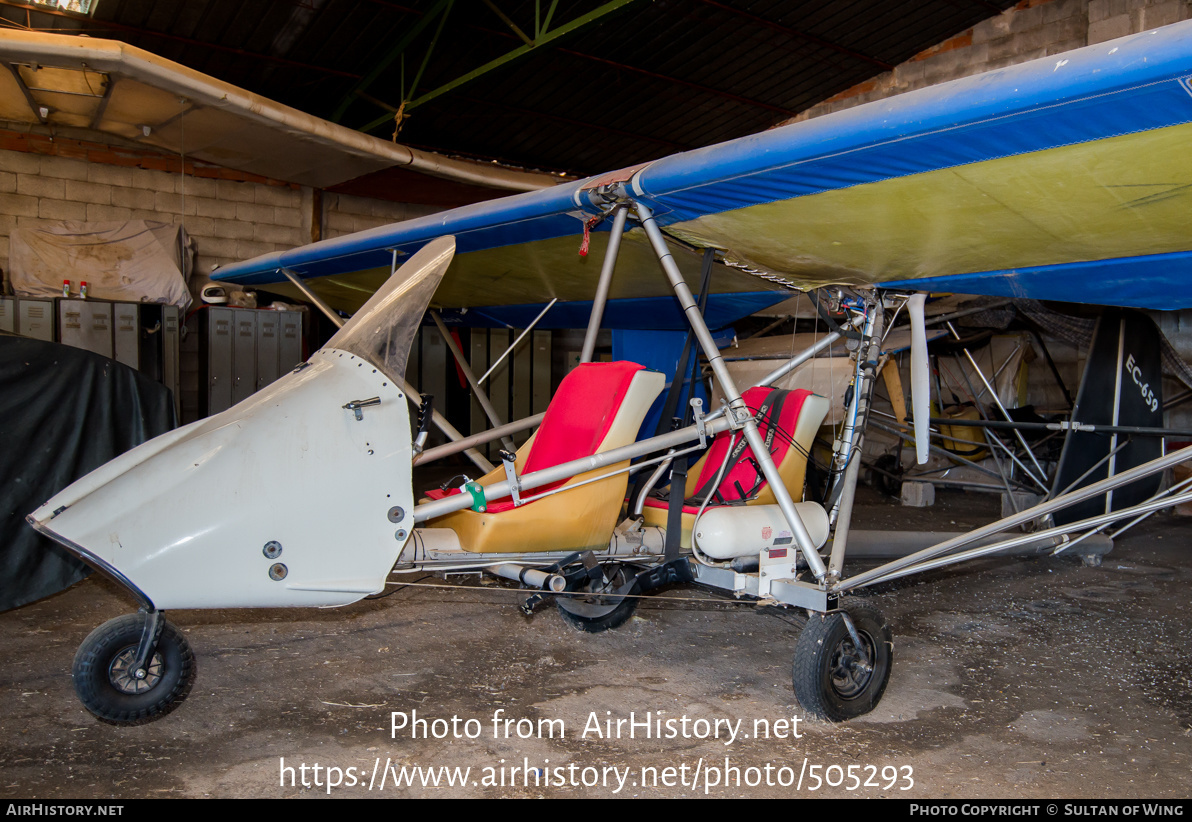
[
  {"left": 84, "top": 302, "right": 114, "bottom": 359},
  {"left": 161, "top": 305, "right": 181, "bottom": 420},
  {"left": 207, "top": 307, "right": 234, "bottom": 415},
  {"left": 230, "top": 309, "right": 256, "bottom": 405},
  {"left": 279, "top": 311, "right": 302, "bottom": 373},
  {"left": 59, "top": 299, "right": 114, "bottom": 357},
  {"left": 18, "top": 299, "right": 55, "bottom": 341},
  {"left": 255, "top": 311, "right": 280, "bottom": 391},
  {"left": 0, "top": 298, "right": 13, "bottom": 334},
  {"left": 420, "top": 326, "right": 447, "bottom": 446},
  {"left": 113, "top": 303, "right": 139, "bottom": 369}
]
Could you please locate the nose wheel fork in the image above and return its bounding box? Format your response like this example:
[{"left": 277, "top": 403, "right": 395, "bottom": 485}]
[
  {"left": 73, "top": 611, "right": 196, "bottom": 725},
  {"left": 792, "top": 600, "right": 892, "bottom": 722}
]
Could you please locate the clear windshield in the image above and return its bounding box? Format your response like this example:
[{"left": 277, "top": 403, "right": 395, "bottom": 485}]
[{"left": 324, "top": 236, "right": 454, "bottom": 381}]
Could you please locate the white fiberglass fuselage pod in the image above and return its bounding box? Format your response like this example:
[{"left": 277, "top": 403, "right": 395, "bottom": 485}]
[{"left": 28, "top": 238, "right": 455, "bottom": 610}]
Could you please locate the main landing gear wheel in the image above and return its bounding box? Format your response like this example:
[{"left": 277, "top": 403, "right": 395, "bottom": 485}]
[
  {"left": 557, "top": 563, "right": 639, "bottom": 633},
  {"left": 72, "top": 613, "right": 196, "bottom": 725},
  {"left": 792, "top": 600, "right": 892, "bottom": 722}
]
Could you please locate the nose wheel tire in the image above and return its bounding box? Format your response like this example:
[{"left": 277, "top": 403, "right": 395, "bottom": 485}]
[
  {"left": 557, "top": 563, "right": 639, "bottom": 633},
  {"left": 792, "top": 600, "right": 892, "bottom": 722},
  {"left": 72, "top": 613, "right": 196, "bottom": 725}
]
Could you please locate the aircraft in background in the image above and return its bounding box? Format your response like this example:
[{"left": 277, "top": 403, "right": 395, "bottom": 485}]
[{"left": 28, "top": 21, "right": 1192, "bottom": 725}]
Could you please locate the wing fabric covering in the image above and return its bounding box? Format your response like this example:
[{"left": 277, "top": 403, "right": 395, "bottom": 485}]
[{"left": 214, "top": 22, "right": 1192, "bottom": 311}]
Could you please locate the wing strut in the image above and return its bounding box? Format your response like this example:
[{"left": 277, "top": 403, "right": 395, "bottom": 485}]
[
  {"left": 632, "top": 201, "right": 830, "bottom": 584},
  {"left": 580, "top": 204, "right": 630, "bottom": 363},
  {"left": 429, "top": 310, "right": 517, "bottom": 453}
]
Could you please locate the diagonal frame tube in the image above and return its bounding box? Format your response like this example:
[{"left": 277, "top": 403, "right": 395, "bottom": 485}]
[
  {"left": 429, "top": 310, "right": 517, "bottom": 452},
  {"left": 480, "top": 298, "right": 558, "bottom": 383},
  {"left": 834, "top": 444, "right": 1192, "bottom": 592},
  {"left": 414, "top": 414, "right": 737, "bottom": 523},
  {"left": 948, "top": 321, "right": 1048, "bottom": 482},
  {"left": 844, "top": 485, "right": 1192, "bottom": 590},
  {"left": 633, "top": 201, "right": 829, "bottom": 582}
]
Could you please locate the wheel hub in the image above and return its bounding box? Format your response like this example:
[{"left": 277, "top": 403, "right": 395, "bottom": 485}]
[
  {"left": 829, "top": 636, "right": 875, "bottom": 699},
  {"left": 108, "top": 647, "right": 163, "bottom": 694}
]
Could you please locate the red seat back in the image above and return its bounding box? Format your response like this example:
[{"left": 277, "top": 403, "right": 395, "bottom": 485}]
[
  {"left": 688, "top": 386, "right": 812, "bottom": 504},
  {"left": 523, "top": 361, "right": 645, "bottom": 478},
  {"left": 425, "top": 361, "right": 647, "bottom": 511}
]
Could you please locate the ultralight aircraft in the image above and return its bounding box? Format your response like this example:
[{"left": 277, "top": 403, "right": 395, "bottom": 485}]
[{"left": 28, "top": 20, "right": 1192, "bottom": 725}]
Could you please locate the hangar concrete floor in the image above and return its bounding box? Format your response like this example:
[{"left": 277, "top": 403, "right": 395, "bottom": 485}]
[{"left": 1, "top": 487, "right": 1189, "bottom": 799}]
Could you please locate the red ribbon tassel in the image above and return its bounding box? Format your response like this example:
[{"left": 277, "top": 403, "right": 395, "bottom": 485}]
[{"left": 579, "top": 216, "right": 601, "bottom": 256}]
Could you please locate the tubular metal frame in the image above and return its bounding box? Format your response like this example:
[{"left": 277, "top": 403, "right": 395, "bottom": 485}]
[
  {"left": 429, "top": 309, "right": 517, "bottom": 452},
  {"left": 407, "top": 198, "right": 1192, "bottom": 617}
]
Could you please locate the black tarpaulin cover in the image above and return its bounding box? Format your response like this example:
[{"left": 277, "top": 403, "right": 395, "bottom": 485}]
[{"left": 1, "top": 333, "right": 175, "bottom": 612}]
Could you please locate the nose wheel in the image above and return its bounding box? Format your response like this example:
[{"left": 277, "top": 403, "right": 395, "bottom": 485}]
[
  {"left": 72, "top": 612, "right": 195, "bottom": 725},
  {"left": 792, "top": 600, "right": 892, "bottom": 722}
]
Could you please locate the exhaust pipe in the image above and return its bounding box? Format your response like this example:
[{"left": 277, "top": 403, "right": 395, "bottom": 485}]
[{"left": 488, "top": 564, "right": 567, "bottom": 592}]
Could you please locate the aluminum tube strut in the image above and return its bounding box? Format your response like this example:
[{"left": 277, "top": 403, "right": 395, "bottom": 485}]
[
  {"left": 985, "top": 427, "right": 1048, "bottom": 491},
  {"left": 480, "top": 298, "right": 557, "bottom": 384},
  {"left": 1048, "top": 438, "right": 1132, "bottom": 502},
  {"left": 702, "top": 316, "right": 867, "bottom": 426},
  {"left": 835, "top": 444, "right": 1192, "bottom": 592},
  {"left": 580, "top": 204, "right": 629, "bottom": 363},
  {"left": 414, "top": 412, "right": 545, "bottom": 465},
  {"left": 282, "top": 268, "right": 343, "bottom": 329},
  {"left": 1056, "top": 474, "right": 1192, "bottom": 555},
  {"left": 828, "top": 310, "right": 877, "bottom": 514},
  {"left": 414, "top": 414, "right": 736, "bottom": 522},
  {"left": 280, "top": 268, "right": 495, "bottom": 474},
  {"left": 828, "top": 305, "right": 883, "bottom": 580},
  {"left": 430, "top": 311, "right": 516, "bottom": 452},
  {"left": 633, "top": 201, "right": 828, "bottom": 582},
  {"left": 983, "top": 427, "right": 1019, "bottom": 506},
  {"left": 868, "top": 419, "right": 1036, "bottom": 491},
  {"left": 948, "top": 321, "right": 1048, "bottom": 482},
  {"left": 838, "top": 529, "right": 1112, "bottom": 559},
  {"left": 846, "top": 487, "right": 1192, "bottom": 591},
  {"left": 756, "top": 314, "right": 865, "bottom": 388},
  {"left": 946, "top": 350, "right": 1045, "bottom": 490}
]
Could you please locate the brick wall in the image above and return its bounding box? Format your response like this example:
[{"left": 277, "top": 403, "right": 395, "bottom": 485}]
[
  {"left": 323, "top": 192, "right": 434, "bottom": 240},
  {"left": 0, "top": 124, "right": 439, "bottom": 295},
  {"left": 782, "top": 0, "right": 1192, "bottom": 124}
]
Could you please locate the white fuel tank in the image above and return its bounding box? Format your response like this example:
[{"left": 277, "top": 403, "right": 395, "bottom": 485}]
[{"left": 694, "top": 503, "right": 829, "bottom": 560}]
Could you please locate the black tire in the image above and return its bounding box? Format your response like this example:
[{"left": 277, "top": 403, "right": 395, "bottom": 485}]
[
  {"left": 72, "top": 613, "right": 196, "bottom": 725},
  {"left": 557, "top": 564, "right": 639, "bottom": 633},
  {"left": 870, "top": 453, "right": 903, "bottom": 497},
  {"left": 792, "top": 600, "right": 892, "bottom": 722}
]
